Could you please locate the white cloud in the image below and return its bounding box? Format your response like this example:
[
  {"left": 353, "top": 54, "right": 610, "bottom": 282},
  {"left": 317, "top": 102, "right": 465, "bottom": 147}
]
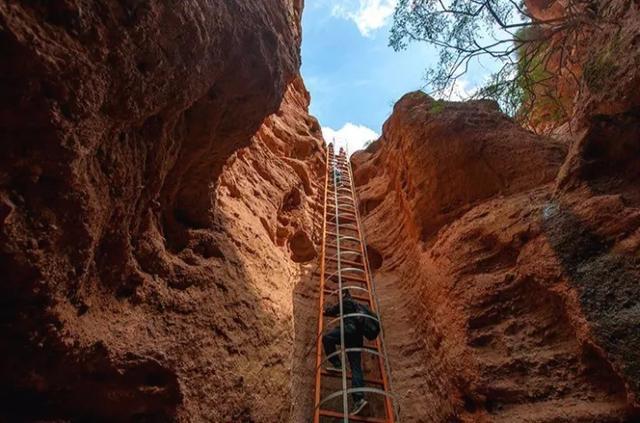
[
  {"left": 434, "top": 79, "right": 479, "bottom": 101},
  {"left": 322, "top": 123, "right": 379, "bottom": 155},
  {"left": 331, "top": 0, "right": 397, "bottom": 37}
]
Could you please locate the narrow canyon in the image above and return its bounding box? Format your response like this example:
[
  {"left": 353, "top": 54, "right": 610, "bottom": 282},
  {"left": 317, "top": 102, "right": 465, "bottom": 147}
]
[{"left": 1, "top": 0, "right": 639, "bottom": 422}]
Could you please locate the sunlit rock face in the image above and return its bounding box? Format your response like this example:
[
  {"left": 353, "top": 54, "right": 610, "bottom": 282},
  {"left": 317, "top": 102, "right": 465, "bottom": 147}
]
[
  {"left": 0, "top": 1, "right": 325, "bottom": 421},
  {"left": 353, "top": 92, "right": 566, "bottom": 244},
  {"left": 353, "top": 91, "right": 640, "bottom": 422}
]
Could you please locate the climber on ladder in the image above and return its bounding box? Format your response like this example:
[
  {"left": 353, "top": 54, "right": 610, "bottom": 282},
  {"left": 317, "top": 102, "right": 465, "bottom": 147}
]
[
  {"left": 333, "top": 165, "right": 342, "bottom": 187},
  {"left": 322, "top": 290, "right": 381, "bottom": 415},
  {"left": 315, "top": 144, "right": 396, "bottom": 422}
]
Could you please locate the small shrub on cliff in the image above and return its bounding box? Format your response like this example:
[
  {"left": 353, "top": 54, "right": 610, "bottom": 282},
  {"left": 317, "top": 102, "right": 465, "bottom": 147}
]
[
  {"left": 430, "top": 99, "right": 445, "bottom": 114},
  {"left": 583, "top": 33, "right": 621, "bottom": 93},
  {"left": 513, "top": 29, "right": 569, "bottom": 126}
]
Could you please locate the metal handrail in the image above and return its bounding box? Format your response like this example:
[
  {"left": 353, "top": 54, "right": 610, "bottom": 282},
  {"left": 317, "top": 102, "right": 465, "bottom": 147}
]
[
  {"left": 329, "top": 251, "right": 361, "bottom": 260},
  {"left": 325, "top": 286, "right": 371, "bottom": 296},
  {"left": 326, "top": 268, "right": 366, "bottom": 282},
  {"left": 328, "top": 203, "right": 357, "bottom": 210},
  {"left": 327, "top": 312, "right": 381, "bottom": 327},
  {"left": 338, "top": 236, "right": 362, "bottom": 244},
  {"left": 317, "top": 347, "right": 383, "bottom": 371},
  {"left": 317, "top": 387, "right": 397, "bottom": 409},
  {"left": 336, "top": 194, "right": 356, "bottom": 201},
  {"left": 334, "top": 223, "right": 359, "bottom": 231}
]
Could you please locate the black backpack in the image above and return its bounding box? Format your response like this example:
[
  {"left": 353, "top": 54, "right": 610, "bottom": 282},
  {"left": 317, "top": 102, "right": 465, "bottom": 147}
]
[{"left": 357, "top": 303, "right": 380, "bottom": 340}]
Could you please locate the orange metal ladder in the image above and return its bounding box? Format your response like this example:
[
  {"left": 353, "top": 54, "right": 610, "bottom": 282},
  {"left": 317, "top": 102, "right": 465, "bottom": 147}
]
[{"left": 313, "top": 145, "right": 398, "bottom": 423}]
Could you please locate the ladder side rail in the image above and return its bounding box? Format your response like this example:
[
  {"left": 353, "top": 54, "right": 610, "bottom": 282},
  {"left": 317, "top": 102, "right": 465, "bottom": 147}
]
[
  {"left": 334, "top": 153, "right": 350, "bottom": 422},
  {"left": 313, "top": 147, "right": 331, "bottom": 423},
  {"left": 341, "top": 166, "right": 393, "bottom": 422},
  {"left": 347, "top": 158, "right": 400, "bottom": 422}
]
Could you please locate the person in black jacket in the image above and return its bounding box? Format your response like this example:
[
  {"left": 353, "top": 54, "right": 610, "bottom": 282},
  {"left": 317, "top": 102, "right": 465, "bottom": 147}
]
[{"left": 323, "top": 290, "right": 367, "bottom": 415}]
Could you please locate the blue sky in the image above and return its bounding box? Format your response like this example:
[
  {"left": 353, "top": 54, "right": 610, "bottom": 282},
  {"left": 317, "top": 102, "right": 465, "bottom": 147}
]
[{"left": 300, "top": 0, "right": 488, "bottom": 152}]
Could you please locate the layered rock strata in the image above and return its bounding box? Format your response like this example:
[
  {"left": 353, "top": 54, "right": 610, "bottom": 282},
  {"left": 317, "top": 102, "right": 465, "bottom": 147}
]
[{"left": 353, "top": 92, "right": 640, "bottom": 422}]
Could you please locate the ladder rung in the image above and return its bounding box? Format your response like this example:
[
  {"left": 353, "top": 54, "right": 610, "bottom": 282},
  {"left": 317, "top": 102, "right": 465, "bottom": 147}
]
[
  {"left": 327, "top": 220, "right": 358, "bottom": 226},
  {"left": 325, "top": 269, "right": 366, "bottom": 277},
  {"left": 324, "top": 270, "right": 368, "bottom": 280},
  {"left": 323, "top": 289, "right": 371, "bottom": 303},
  {"left": 327, "top": 211, "right": 357, "bottom": 217},
  {"left": 327, "top": 214, "right": 357, "bottom": 221},
  {"left": 326, "top": 220, "right": 358, "bottom": 227},
  {"left": 327, "top": 227, "right": 360, "bottom": 234},
  {"left": 320, "top": 371, "right": 385, "bottom": 386},
  {"left": 326, "top": 231, "right": 361, "bottom": 238},
  {"left": 327, "top": 257, "right": 363, "bottom": 266},
  {"left": 327, "top": 209, "right": 357, "bottom": 215},
  {"left": 319, "top": 409, "right": 387, "bottom": 423},
  {"left": 328, "top": 229, "right": 360, "bottom": 235},
  {"left": 328, "top": 203, "right": 356, "bottom": 209},
  {"left": 326, "top": 244, "right": 361, "bottom": 253},
  {"left": 326, "top": 274, "right": 368, "bottom": 283}
]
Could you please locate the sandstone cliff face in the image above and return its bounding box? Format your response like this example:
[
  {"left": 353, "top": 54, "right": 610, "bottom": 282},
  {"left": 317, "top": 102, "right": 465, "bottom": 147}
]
[
  {"left": 353, "top": 92, "right": 640, "bottom": 422},
  {"left": 1, "top": 1, "right": 325, "bottom": 421},
  {"left": 3, "top": 0, "right": 638, "bottom": 421}
]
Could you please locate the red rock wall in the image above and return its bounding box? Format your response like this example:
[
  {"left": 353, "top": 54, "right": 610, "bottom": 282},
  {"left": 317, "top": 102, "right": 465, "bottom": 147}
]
[
  {"left": 0, "top": 1, "right": 326, "bottom": 421},
  {"left": 353, "top": 92, "right": 640, "bottom": 422},
  {"left": 2, "top": 0, "right": 638, "bottom": 421}
]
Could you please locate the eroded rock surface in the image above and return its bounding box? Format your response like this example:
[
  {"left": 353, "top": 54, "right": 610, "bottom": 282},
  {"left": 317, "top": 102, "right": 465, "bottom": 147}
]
[
  {"left": 354, "top": 92, "right": 640, "bottom": 422},
  {"left": 2, "top": 0, "right": 639, "bottom": 421},
  {"left": 1, "top": 1, "right": 325, "bottom": 421}
]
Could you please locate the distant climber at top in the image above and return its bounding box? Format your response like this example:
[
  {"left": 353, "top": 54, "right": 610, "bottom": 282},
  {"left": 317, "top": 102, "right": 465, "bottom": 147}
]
[
  {"left": 322, "top": 290, "right": 381, "bottom": 415},
  {"left": 333, "top": 165, "right": 342, "bottom": 187}
]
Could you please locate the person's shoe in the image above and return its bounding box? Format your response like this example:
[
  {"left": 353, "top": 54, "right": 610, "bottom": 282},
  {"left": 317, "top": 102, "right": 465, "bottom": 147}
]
[
  {"left": 350, "top": 398, "right": 367, "bottom": 415},
  {"left": 326, "top": 364, "right": 342, "bottom": 373}
]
